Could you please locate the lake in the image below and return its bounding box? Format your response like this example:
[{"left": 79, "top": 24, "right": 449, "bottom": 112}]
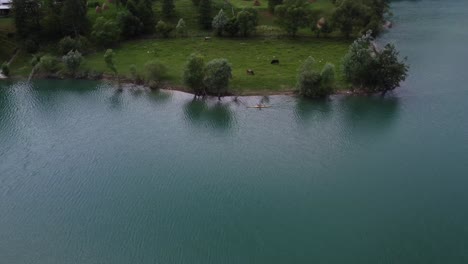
[{"left": 1, "top": 0, "right": 468, "bottom": 263}]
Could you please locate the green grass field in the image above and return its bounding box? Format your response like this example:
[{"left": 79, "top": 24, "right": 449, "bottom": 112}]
[
  {"left": 84, "top": 37, "right": 350, "bottom": 93},
  {"left": 4, "top": 0, "right": 352, "bottom": 94}
]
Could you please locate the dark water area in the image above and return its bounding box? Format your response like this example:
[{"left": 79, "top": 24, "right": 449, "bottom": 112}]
[{"left": 1, "top": 0, "right": 468, "bottom": 263}]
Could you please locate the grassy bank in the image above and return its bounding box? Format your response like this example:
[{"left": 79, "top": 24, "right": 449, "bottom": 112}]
[{"left": 84, "top": 37, "right": 350, "bottom": 93}]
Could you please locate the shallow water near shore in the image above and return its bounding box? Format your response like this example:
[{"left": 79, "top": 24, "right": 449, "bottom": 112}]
[{"left": 1, "top": 0, "right": 468, "bottom": 263}]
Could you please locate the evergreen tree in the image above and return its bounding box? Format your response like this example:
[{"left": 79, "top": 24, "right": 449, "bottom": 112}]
[
  {"left": 12, "top": 0, "right": 42, "bottom": 39},
  {"left": 162, "top": 0, "right": 175, "bottom": 19},
  {"left": 198, "top": 0, "right": 212, "bottom": 30},
  {"left": 176, "top": 18, "right": 188, "bottom": 37},
  {"left": 61, "top": 0, "right": 89, "bottom": 36},
  {"left": 212, "top": 9, "right": 228, "bottom": 36}
]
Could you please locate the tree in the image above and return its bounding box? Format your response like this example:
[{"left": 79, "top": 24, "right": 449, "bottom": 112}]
[
  {"left": 297, "top": 57, "right": 321, "bottom": 97},
  {"left": 104, "top": 49, "right": 117, "bottom": 75},
  {"left": 342, "top": 31, "right": 408, "bottom": 94},
  {"left": 176, "top": 19, "right": 188, "bottom": 37},
  {"left": 92, "top": 17, "right": 121, "bottom": 47},
  {"left": 204, "top": 58, "right": 232, "bottom": 99},
  {"left": 274, "top": 0, "right": 310, "bottom": 37},
  {"left": 155, "top": 20, "right": 174, "bottom": 38},
  {"left": 61, "top": 0, "right": 89, "bottom": 36},
  {"left": 62, "top": 51, "right": 83, "bottom": 76},
  {"left": 40, "top": 0, "right": 63, "bottom": 38},
  {"left": 183, "top": 53, "right": 206, "bottom": 96},
  {"left": 331, "top": 0, "right": 365, "bottom": 38},
  {"left": 224, "top": 17, "right": 239, "bottom": 37},
  {"left": 198, "top": 0, "right": 212, "bottom": 30},
  {"left": 237, "top": 9, "right": 257, "bottom": 37},
  {"left": 162, "top": 0, "right": 175, "bottom": 19},
  {"left": 127, "top": 0, "right": 156, "bottom": 34},
  {"left": 212, "top": 9, "right": 228, "bottom": 36},
  {"left": 296, "top": 57, "right": 335, "bottom": 97},
  {"left": 12, "top": 0, "right": 42, "bottom": 39},
  {"left": 117, "top": 10, "right": 144, "bottom": 39}
]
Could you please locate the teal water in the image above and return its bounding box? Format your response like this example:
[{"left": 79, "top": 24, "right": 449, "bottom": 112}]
[{"left": 1, "top": 1, "right": 468, "bottom": 263}]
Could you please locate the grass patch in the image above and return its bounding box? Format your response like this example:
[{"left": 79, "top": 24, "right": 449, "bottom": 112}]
[{"left": 84, "top": 37, "right": 350, "bottom": 92}]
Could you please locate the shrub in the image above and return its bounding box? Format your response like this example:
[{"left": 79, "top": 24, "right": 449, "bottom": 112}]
[
  {"left": 203, "top": 58, "right": 232, "bottom": 98},
  {"left": 59, "top": 36, "right": 81, "bottom": 55},
  {"left": 1, "top": 62, "right": 10, "bottom": 76},
  {"left": 92, "top": 17, "right": 121, "bottom": 47},
  {"left": 104, "top": 49, "right": 117, "bottom": 75},
  {"left": 320, "top": 63, "right": 336, "bottom": 92},
  {"left": 155, "top": 20, "right": 174, "bottom": 38},
  {"left": 129, "top": 64, "right": 143, "bottom": 84},
  {"left": 58, "top": 36, "right": 90, "bottom": 54},
  {"left": 144, "top": 60, "right": 168, "bottom": 89},
  {"left": 36, "top": 55, "right": 60, "bottom": 74},
  {"left": 183, "top": 53, "right": 205, "bottom": 95},
  {"left": 62, "top": 51, "right": 83, "bottom": 76},
  {"left": 176, "top": 18, "right": 188, "bottom": 37},
  {"left": 87, "top": 70, "right": 103, "bottom": 80}
]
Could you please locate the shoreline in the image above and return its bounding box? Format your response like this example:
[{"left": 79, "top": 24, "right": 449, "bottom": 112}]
[{"left": 2, "top": 75, "right": 368, "bottom": 98}]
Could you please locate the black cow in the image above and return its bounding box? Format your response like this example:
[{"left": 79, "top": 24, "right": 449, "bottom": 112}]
[{"left": 271, "top": 59, "right": 279, "bottom": 65}]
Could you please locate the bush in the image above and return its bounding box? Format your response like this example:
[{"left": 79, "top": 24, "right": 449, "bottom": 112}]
[
  {"left": 87, "top": 70, "right": 103, "bottom": 80},
  {"left": 176, "top": 18, "right": 188, "bottom": 37},
  {"left": 37, "top": 55, "right": 60, "bottom": 74},
  {"left": 104, "top": 49, "right": 117, "bottom": 74},
  {"left": 1, "top": 62, "right": 10, "bottom": 76},
  {"left": 320, "top": 63, "right": 335, "bottom": 92},
  {"left": 59, "top": 36, "right": 81, "bottom": 55},
  {"left": 62, "top": 50, "right": 83, "bottom": 76},
  {"left": 129, "top": 64, "right": 143, "bottom": 84},
  {"left": 183, "top": 53, "right": 205, "bottom": 95},
  {"left": 297, "top": 57, "right": 335, "bottom": 98},
  {"left": 203, "top": 58, "right": 232, "bottom": 98},
  {"left": 144, "top": 60, "right": 168, "bottom": 89},
  {"left": 92, "top": 17, "right": 121, "bottom": 47},
  {"left": 256, "top": 25, "right": 282, "bottom": 38},
  {"left": 155, "top": 20, "right": 174, "bottom": 38}
]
